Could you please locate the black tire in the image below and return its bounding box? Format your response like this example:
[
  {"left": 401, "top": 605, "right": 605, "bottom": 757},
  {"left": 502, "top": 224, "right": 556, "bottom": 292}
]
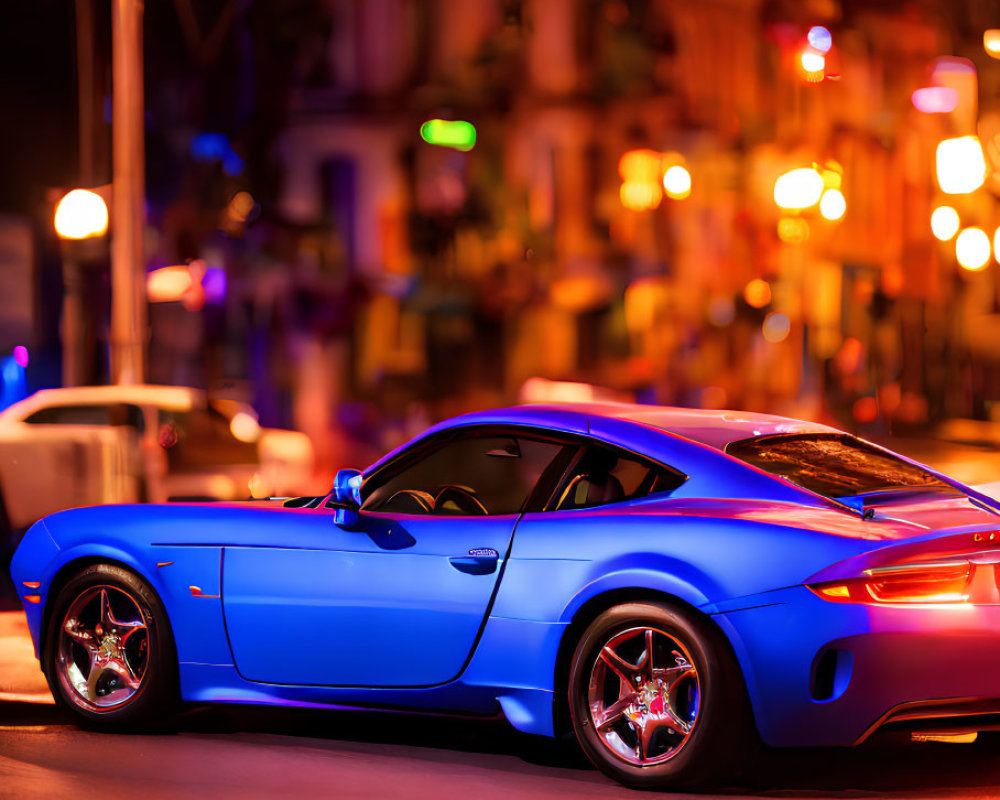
[
  {"left": 567, "top": 601, "right": 757, "bottom": 790},
  {"left": 44, "top": 563, "right": 177, "bottom": 729}
]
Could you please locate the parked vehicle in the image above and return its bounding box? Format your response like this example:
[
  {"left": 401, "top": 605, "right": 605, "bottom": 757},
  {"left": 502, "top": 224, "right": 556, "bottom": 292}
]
[
  {"left": 0, "top": 384, "right": 313, "bottom": 539},
  {"left": 12, "top": 402, "right": 1000, "bottom": 789}
]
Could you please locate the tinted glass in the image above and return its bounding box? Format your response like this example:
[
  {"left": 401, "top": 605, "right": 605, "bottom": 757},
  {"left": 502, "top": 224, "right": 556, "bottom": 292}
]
[
  {"left": 550, "top": 445, "right": 685, "bottom": 511},
  {"left": 25, "top": 403, "right": 144, "bottom": 431},
  {"left": 726, "top": 434, "right": 955, "bottom": 498},
  {"left": 158, "top": 407, "right": 257, "bottom": 470},
  {"left": 364, "top": 435, "right": 563, "bottom": 516}
]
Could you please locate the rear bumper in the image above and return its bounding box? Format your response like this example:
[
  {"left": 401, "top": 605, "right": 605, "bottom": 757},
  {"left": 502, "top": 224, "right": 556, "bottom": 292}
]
[{"left": 716, "top": 586, "right": 1000, "bottom": 747}]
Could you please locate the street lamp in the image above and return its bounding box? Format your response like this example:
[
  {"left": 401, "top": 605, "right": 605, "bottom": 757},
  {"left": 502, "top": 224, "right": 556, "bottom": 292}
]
[
  {"left": 54, "top": 188, "right": 110, "bottom": 387},
  {"left": 54, "top": 189, "right": 109, "bottom": 239}
]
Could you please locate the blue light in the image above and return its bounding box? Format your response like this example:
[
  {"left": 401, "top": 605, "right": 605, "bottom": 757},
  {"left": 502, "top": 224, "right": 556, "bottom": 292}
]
[
  {"left": 190, "top": 133, "right": 245, "bottom": 176},
  {"left": 807, "top": 26, "right": 832, "bottom": 53},
  {"left": 0, "top": 356, "right": 27, "bottom": 411},
  {"left": 191, "top": 133, "right": 231, "bottom": 161},
  {"left": 222, "top": 152, "right": 245, "bottom": 176}
]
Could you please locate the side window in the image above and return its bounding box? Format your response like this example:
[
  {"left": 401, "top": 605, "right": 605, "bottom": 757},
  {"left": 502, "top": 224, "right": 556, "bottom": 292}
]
[
  {"left": 24, "top": 403, "right": 143, "bottom": 431},
  {"left": 157, "top": 407, "right": 257, "bottom": 470},
  {"left": 364, "top": 435, "right": 565, "bottom": 516},
  {"left": 548, "top": 445, "right": 685, "bottom": 511}
]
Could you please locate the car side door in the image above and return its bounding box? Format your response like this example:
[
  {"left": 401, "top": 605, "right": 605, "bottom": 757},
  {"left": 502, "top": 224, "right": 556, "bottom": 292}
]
[{"left": 221, "top": 428, "right": 572, "bottom": 687}]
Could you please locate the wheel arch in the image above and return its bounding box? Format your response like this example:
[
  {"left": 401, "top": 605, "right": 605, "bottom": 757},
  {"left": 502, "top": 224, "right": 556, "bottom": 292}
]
[
  {"left": 40, "top": 554, "right": 177, "bottom": 674},
  {"left": 551, "top": 586, "right": 752, "bottom": 736}
]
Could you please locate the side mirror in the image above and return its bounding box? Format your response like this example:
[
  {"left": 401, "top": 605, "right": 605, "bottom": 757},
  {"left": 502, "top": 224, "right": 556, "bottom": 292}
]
[{"left": 331, "top": 468, "right": 363, "bottom": 526}]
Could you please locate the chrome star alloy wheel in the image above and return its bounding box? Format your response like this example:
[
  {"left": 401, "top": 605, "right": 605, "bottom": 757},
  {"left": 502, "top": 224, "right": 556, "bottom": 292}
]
[
  {"left": 587, "top": 625, "right": 700, "bottom": 766},
  {"left": 57, "top": 585, "right": 149, "bottom": 710}
]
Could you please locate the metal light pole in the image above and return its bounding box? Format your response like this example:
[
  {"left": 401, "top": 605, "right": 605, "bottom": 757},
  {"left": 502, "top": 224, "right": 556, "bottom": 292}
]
[{"left": 110, "top": 0, "right": 146, "bottom": 385}]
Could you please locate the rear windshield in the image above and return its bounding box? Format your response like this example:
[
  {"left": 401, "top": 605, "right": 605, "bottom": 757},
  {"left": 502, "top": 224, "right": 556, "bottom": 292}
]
[{"left": 725, "top": 433, "right": 955, "bottom": 498}]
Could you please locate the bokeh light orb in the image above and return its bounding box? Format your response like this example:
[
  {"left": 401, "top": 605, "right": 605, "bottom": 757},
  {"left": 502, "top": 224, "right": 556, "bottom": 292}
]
[
  {"left": 762, "top": 312, "right": 791, "bottom": 343},
  {"left": 985, "top": 30, "right": 1000, "bottom": 58},
  {"left": 777, "top": 217, "right": 810, "bottom": 243},
  {"left": 230, "top": 411, "right": 261, "bottom": 443},
  {"left": 807, "top": 26, "right": 832, "bottom": 53},
  {"left": 819, "top": 189, "right": 846, "bottom": 221},
  {"left": 12, "top": 346, "right": 28, "bottom": 368},
  {"left": 54, "top": 189, "right": 109, "bottom": 240},
  {"left": 930, "top": 206, "right": 960, "bottom": 241},
  {"left": 911, "top": 86, "right": 958, "bottom": 114},
  {"left": 662, "top": 165, "right": 692, "bottom": 199},
  {"left": 774, "top": 168, "right": 824, "bottom": 210},
  {"left": 936, "top": 136, "right": 987, "bottom": 195},
  {"left": 956, "top": 227, "right": 991, "bottom": 271},
  {"left": 744, "top": 278, "right": 772, "bottom": 308},
  {"left": 707, "top": 296, "right": 735, "bottom": 327},
  {"left": 799, "top": 50, "right": 825, "bottom": 74},
  {"left": 853, "top": 396, "right": 879, "bottom": 424},
  {"left": 619, "top": 181, "right": 662, "bottom": 211}
]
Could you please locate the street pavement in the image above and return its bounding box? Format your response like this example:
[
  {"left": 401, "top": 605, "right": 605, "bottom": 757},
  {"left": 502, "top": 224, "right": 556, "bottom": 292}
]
[{"left": 5, "top": 435, "right": 1000, "bottom": 797}]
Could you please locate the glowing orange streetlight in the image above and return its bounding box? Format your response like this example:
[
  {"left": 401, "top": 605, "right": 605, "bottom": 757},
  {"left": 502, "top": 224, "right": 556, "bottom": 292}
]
[
  {"left": 54, "top": 188, "right": 110, "bottom": 387},
  {"left": 54, "top": 189, "right": 109, "bottom": 240}
]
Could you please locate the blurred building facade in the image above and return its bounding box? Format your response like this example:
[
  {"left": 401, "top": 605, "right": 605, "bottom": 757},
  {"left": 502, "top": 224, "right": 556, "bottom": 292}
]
[{"left": 18, "top": 0, "right": 1000, "bottom": 472}]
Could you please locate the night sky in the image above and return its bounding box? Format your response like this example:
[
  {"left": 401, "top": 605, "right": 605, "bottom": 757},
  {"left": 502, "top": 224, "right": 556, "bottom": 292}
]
[{"left": 0, "top": 2, "right": 78, "bottom": 215}]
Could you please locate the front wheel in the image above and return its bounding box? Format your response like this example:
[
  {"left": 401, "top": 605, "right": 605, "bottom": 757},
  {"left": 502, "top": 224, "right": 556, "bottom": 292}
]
[
  {"left": 45, "top": 563, "right": 177, "bottom": 728},
  {"left": 567, "top": 602, "right": 756, "bottom": 789}
]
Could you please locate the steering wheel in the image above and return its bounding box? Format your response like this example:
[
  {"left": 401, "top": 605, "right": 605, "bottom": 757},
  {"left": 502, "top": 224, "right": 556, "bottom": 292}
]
[
  {"left": 433, "top": 485, "right": 489, "bottom": 516},
  {"left": 383, "top": 489, "right": 435, "bottom": 514}
]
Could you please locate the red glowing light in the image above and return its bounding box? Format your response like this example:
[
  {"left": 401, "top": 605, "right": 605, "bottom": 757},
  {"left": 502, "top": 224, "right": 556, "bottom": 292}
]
[
  {"left": 911, "top": 86, "right": 959, "bottom": 114},
  {"left": 809, "top": 561, "right": 973, "bottom": 604},
  {"left": 852, "top": 396, "right": 878, "bottom": 423}
]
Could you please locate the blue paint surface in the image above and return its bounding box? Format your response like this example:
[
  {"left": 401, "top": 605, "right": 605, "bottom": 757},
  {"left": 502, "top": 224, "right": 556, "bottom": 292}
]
[{"left": 12, "top": 402, "right": 1000, "bottom": 745}]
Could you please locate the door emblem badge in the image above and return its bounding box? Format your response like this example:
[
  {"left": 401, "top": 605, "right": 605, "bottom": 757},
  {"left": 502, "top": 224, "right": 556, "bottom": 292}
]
[{"left": 468, "top": 548, "right": 499, "bottom": 558}]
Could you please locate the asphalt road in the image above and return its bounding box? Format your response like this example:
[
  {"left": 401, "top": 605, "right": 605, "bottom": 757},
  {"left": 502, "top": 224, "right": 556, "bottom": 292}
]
[{"left": 3, "top": 609, "right": 1000, "bottom": 800}]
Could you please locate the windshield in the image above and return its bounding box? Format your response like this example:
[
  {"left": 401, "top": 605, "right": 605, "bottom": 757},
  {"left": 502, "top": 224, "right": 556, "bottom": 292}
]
[{"left": 725, "top": 433, "right": 957, "bottom": 499}]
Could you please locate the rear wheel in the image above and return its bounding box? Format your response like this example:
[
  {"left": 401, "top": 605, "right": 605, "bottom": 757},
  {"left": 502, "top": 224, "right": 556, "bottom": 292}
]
[
  {"left": 45, "top": 564, "right": 177, "bottom": 728},
  {"left": 567, "top": 602, "right": 756, "bottom": 789}
]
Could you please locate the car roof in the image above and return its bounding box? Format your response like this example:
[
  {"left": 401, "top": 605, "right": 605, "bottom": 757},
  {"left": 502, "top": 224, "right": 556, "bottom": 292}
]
[
  {"left": 371, "top": 402, "right": 838, "bottom": 470},
  {"left": 1, "top": 384, "right": 203, "bottom": 420}
]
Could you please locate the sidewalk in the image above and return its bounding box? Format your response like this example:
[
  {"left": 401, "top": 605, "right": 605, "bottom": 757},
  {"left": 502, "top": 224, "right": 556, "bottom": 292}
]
[{"left": 0, "top": 611, "right": 53, "bottom": 703}]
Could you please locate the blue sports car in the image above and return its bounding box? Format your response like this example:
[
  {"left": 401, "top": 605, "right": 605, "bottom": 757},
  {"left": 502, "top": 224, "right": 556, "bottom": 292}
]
[{"left": 11, "top": 402, "right": 1000, "bottom": 789}]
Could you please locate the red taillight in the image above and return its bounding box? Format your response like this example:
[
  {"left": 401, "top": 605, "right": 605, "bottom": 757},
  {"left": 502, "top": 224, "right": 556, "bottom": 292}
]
[{"left": 809, "top": 561, "right": 973, "bottom": 604}]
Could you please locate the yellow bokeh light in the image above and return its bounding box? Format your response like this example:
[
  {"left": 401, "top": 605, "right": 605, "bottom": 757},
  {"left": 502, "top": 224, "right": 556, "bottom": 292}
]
[
  {"left": 620, "top": 181, "right": 663, "bottom": 211},
  {"left": 985, "top": 30, "right": 1000, "bottom": 58},
  {"left": 618, "top": 149, "right": 663, "bottom": 183},
  {"left": 773, "top": 168, "right": 824, "bottom": 210},
  {"left": 931, "top": 206, "right": 960, "bottom": 241},
  {"left": 744, "top": 278, "right": 772, "bottom": 308},
  {"left": 54, "top": 189, "right": 109, "bottom": 240},
  {"left": 821, "top": 169, "right": 842, "bottom": 190},
  {"left": 819, "top": 189, "right": 846, "bottom": 221},
  {"left": 147, "top": 266, "right": 193, "bottom": 303},
  {"left": 993, "top": 228, "right": 1000, "bottom": 264},
  {"left": 230, "top": 410, "right": 261, "bottom": 443},
  {"left": 936, "top": 136, "right": 987, "bottom": 194},
  {"left": 762, "top": 312, "right": 791, "bottom": 343},
  {"left": 956, "top": 227, "right": 991, "bottom": 271},
  {"left": 663, "top": 165, "right": 692, "bottom": 199},
  {"left": 777, "top": 217, "right": 810, "bottom": 243}
]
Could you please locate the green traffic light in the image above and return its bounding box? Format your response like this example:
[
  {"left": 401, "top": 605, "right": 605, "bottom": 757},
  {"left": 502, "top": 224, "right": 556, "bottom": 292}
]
[{"left": 420, "top": 119, "right": 476, "bottom": 151}]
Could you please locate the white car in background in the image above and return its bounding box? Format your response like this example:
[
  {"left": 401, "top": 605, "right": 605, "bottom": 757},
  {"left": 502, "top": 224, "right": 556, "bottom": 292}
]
[{"left": 0, "top": 385, "right": 313, "bottom": 537}]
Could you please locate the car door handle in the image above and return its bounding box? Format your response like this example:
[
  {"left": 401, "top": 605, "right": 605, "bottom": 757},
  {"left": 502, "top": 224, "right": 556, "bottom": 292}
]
[{"left": 449, "top": 548, "right": 499, "bottom": 575}]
